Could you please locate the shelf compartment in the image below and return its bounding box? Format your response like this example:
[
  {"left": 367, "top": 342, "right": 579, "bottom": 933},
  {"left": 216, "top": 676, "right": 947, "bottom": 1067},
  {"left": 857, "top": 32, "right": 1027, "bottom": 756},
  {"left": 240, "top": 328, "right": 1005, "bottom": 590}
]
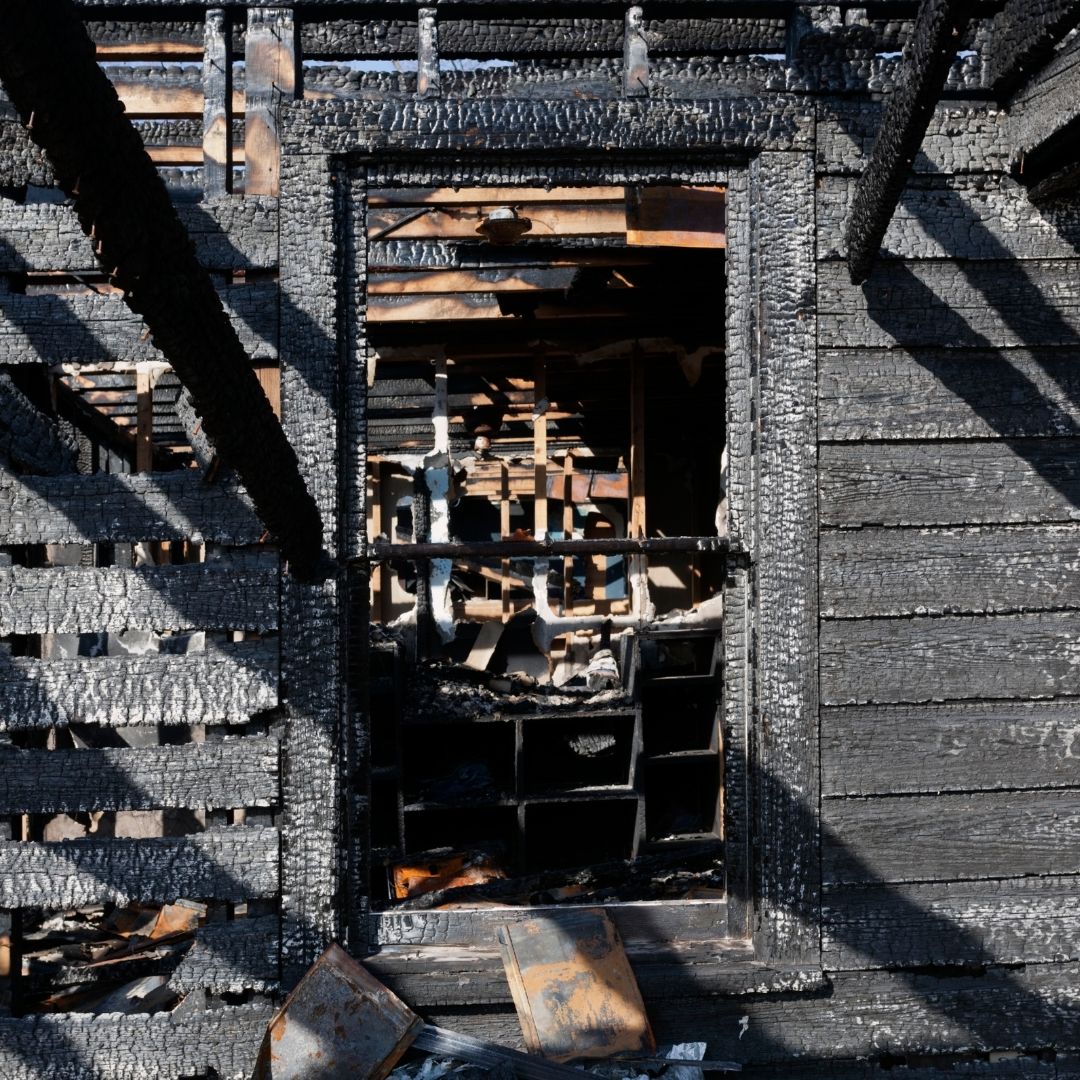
[
  {"left": 639, "top": 633, "right": 718, "bottom": 681},
  {"left": 401, "top": 722, "right": 515, "bottom": 806},
  {"left": 523, "top": 797, "right": 640, "bottom": 872},
  {"left": 644, "top": 755, "right": 721, "bottom": 842},
  {"left": 641, "top": 681, "right": 719, "bottom": 755},
  {"left": 404, "top": 804, "right": 518, "bottom": 859},
  {"left": 521, "top": 713, "right": 636, "bottom": 795}
]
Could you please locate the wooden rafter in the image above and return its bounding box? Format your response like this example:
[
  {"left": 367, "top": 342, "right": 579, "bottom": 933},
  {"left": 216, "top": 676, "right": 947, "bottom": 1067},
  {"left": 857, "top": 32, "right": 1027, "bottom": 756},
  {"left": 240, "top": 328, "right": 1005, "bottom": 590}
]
[
  {"left": 0, "top": 0, "right": 323, "bottom": 576},
  {"left": 845, "top": 0, "right": 975, "bottom": 285},
  {"left": 986, "top": 0, "right": 1080, "bottom": 95}
]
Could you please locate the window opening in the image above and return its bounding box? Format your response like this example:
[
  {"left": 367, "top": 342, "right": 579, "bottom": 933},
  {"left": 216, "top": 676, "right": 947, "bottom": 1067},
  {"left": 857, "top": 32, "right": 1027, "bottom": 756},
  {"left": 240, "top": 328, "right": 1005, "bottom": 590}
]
[{"left": 364, "top": 183, "right": 728, "bottom": 910}]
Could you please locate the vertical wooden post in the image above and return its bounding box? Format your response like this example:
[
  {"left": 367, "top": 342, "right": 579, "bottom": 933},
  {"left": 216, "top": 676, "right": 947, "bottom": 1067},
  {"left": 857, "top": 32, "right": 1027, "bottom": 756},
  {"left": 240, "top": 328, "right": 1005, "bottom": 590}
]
[
  {"left": 623, "top": 5, "right": 649, "bottom": 97},
  {"left": 500, "top": 461, "right": 511, "bottom": 622},
  {"left": 245, "top": 7, "right": 296, "bottom": 197},
  {"left": 630, "top": 351, "right": 646, "bottom": 540},
  {"left": 417, "top": 7, "right": 440, "bottom": 99},
  {"left": 135, "top": 366, "right": 154, "bottom": 473},
  {"left": 629, "top": 349, "right": 647, "bottom": 616},
  {"left": 562, "top": 452, "right": 574, "bottom": 614},
  {"left": 202, "top": 8, "right": 231, "bottom": 198},
  {"left": 533, "top": 357, "right": 548, "bottom": 541}
]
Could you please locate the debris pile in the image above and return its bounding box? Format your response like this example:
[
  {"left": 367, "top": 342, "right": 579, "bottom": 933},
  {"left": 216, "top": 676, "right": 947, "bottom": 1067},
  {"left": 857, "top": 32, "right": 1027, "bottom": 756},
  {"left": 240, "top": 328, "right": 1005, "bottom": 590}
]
[{"left": 254, "top": 913, "right": 736, "bottom": 1080}]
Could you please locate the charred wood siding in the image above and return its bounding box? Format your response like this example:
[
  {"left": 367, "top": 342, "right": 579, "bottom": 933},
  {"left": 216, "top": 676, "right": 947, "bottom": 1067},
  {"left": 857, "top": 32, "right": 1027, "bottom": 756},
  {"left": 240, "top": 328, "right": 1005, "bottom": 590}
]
[{"left": 818, "top": 76, "right": 1080, "bottom": 984}]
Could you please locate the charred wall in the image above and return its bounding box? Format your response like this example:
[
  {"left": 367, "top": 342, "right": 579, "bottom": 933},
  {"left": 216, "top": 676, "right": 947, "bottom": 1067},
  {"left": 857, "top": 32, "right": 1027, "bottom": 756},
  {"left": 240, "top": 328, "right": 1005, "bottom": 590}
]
[{"left": 0, "top": 2, "right": 1079, "bottom": 1078}]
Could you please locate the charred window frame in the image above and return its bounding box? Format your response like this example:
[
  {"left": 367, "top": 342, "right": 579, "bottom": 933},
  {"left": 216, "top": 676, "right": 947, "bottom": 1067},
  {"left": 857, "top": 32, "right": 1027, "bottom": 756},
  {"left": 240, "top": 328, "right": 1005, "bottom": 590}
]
[{"left": 279, "top": 118, "right": 819, "bottom": 981}]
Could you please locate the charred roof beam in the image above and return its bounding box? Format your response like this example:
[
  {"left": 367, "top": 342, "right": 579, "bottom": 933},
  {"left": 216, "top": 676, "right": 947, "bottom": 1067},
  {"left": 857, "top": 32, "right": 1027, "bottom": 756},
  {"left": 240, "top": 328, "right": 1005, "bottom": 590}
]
[
  {"left": 986, "top": 0, "right": 1080, "bottom": 98},
  {"left": 845, "top": 0, "right": 975, "bottom": 285}
]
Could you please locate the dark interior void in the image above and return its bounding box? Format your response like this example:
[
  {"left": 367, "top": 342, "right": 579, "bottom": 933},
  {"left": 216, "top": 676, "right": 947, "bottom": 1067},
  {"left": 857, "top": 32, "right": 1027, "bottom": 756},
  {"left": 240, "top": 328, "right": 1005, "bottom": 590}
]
[{"left": 362, "top": 185, "right": 727, "bottom": 908}]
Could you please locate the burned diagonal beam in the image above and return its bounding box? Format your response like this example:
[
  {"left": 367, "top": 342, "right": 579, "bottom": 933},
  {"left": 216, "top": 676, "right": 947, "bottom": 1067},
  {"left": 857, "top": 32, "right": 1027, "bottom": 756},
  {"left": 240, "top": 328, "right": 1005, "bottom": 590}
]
[
  {"left": 986, "top": 0, "right": 1080, "bottom": 96},
  {"left": 0, "top": 0, "right": 324, "bottom": 576},
  {"left": 845, "top": 0, "right": 974, "bottom": 285}
]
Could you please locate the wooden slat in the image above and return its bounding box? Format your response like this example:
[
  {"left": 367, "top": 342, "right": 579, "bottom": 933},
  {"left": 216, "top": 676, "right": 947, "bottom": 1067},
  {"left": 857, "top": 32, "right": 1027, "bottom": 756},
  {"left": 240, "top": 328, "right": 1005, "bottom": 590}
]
[
  {"left": 819, "top": 440, "right": 1080, "bottom": 528},
  {"left": 0, "top": 737, "right": 279, "bottom": 814},
  {"left": 820, "top": 524, "right": 1080, "bottom": 617},
  {"left": 369, "top": 186, "right": 625, "bottom": 207},
  {"left": 369, "top": 267, "right": 577, "bottom": 295},
  {"left": 0, "top": 642, "right": 278, "bottom": 728},
  {"left": 111, "top": 80, "right": 245, "bottom": 117},
  {"left": 818, "top": 175, "right": 1080, "bottom": 262},
  {"left": 824, "top": 875, "right": 1080, "bottom": 969},
  {"left": 818, "top": 347, "right": 1080, "bottom": 441},
  {"left": 368, "top": 204, "right": 628, "bottom": 241},
  {"left": 0, "top": 282, "right": 278, "bottom": 364},
  {"left": 0, "top": 1004, "right": 273, "bottom": 1080},
  {"left": 822, "top": 700, "right": 1080, "bottom": 796},
  {"left": 0, "top": 826, "right": 279, "bottom": 908},
  {"left": 168, "top": 914, "right": 280, "bottom": 994},
  {"left": 823, "top": 790, "right": 1080, "bottom": 884},
  {"left": 819, "top": 259, "right": 1080, "bottom": 349},
  {"left": 0, "top": 559, "right": 279, "bottom": 634},
  {"left": 822, "top": 610, "right": 1080, "bottom": 705},
  {"left": 0, "top": 472, "right": 264, "bottom": 545}
]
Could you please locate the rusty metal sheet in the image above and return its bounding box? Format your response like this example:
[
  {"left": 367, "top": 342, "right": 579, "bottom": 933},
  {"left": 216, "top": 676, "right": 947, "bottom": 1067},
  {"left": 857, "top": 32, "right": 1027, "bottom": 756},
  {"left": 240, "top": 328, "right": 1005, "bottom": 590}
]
[
  {"left": 498, "top": 909, "right": 655, "bottom": 1063},
  {"left": 254, "top": 944, "right": 422, "bottom": 1080}
]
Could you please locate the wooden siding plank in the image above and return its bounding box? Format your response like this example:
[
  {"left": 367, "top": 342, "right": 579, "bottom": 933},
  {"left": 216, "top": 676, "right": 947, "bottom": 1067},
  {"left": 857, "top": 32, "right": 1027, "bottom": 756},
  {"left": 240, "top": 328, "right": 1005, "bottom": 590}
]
[
  {"left": 0, "top": 642, "right": 278, "bottom": 728},
  {"left": 0, "top": 560, "right": 278, "bottom": 634},
  {"left": 363, "top": 942, "right": 810, "bottom": 1008},
  {"left": 819, "top": 441, "right": 1080, "bottom": 528},
  {"left": 820, "top": 524, "right": 1080, "bottom": 617},
  {"left": 818, "top": 175, "right": 1080, "bottom": 262},
  {"left": 0, "top": 282, "right": 278, "bottom": 364},
  {"left": 0, "top": 1003, "right": 271, "bottom": 1080},
  {"left": 284, "top": 97, "right": 814, "bottom": 157},
  {"left": 823, "top": 876, "right": 1080, "bottom": 969},
  {"left": 823, "top": 790, "right": 1080, "bottom": 884},
  {"left": 822, "top": 700, "right": 1080, "bottom": 796},
  {"left": 369, "top": 900, "right": 728, "bottom": 947},
  {"left": 423, "top": 965, "right": 1080, "bottom": 1062},
  {"left": 169, "top": 915, "right": 279, "bottom": 994},
  {"left": 0, "top": 737, "right": 279, "bottom": 814},
  {"left": 818, "top": 348, "right": 1080, "bottom": 441},
  {"left": 817, "top": 100, "right": 1012, "bottom": 176},
  {"left": 0, "top": 471, "right": 263, "bottom": 545},
  {"left": 0, "top": 827, "right": 279, "bottom": 907},
  {"left": 819, "top": 259, "right": 1080, "bottom": 349},
  {"left": 822, "top": 610, "right": 1080, "bottom": 705},
  {"left": 298, "top": 16, "right": 788, "bottom": 59}
]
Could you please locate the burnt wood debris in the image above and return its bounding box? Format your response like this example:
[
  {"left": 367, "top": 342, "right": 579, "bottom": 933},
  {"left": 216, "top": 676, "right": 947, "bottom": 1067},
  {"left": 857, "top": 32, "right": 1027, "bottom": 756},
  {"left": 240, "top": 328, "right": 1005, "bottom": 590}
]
[{"left": 2, "top": 0, "right": 1080, "bottom": 1076}]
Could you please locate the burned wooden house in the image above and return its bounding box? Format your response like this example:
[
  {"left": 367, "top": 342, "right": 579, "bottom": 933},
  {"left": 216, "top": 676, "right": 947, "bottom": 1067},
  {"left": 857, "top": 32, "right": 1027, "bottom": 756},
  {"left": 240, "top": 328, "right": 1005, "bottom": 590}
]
[{"left": 1, "top": 0, "right": 1080, "bottom": 1075}]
